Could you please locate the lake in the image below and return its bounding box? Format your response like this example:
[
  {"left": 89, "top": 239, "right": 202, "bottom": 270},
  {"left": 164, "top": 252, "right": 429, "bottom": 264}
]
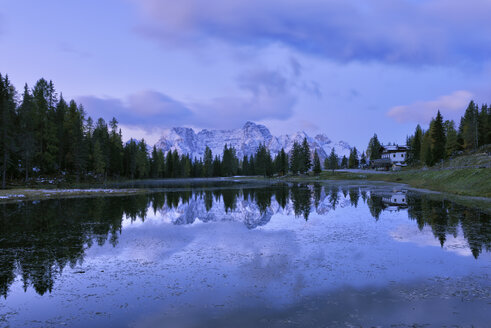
[{"left": 0, "top": 180, "right": 490, "bottom": 327}]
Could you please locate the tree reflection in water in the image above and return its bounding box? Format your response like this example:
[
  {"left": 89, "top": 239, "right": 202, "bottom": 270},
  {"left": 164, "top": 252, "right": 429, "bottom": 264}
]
[{"left": 0, "top": 183, "right": 489, "bottom": 298}]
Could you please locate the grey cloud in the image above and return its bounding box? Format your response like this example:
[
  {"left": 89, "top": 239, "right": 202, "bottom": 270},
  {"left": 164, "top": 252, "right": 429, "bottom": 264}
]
[
  {"left": 78, "top": 91, "right": 193, "bottom": 130},
  {"left": 289, "top": 57, "right": 302, "bottom": 77},
  {"left": 78, "top": 69, "right": 298, "bottom": 130},
  {"left": 133, "top": 0, "right": 491, "bottom": 66},
  {"left": 237, "top": 69, "right": 288, "bottom": 96},
  {"left": 78, "top": 66, "right": 325, "bottom": 130}
]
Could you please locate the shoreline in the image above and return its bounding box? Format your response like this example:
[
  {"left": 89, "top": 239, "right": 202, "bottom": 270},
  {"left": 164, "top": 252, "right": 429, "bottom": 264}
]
[
  {"left": 282, "top": 168, "right": 491, "bottom": 198},
  {"left": 1, "top": 169, "right": 490, "bottom": 211},
  {"left": 0, "top": 188, "right": 147, "bottom": 202}
]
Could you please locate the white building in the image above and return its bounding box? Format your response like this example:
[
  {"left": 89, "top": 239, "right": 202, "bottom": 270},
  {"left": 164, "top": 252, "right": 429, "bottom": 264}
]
[{"left": 381, "top": 145, "right": 408, "bottom": 164}]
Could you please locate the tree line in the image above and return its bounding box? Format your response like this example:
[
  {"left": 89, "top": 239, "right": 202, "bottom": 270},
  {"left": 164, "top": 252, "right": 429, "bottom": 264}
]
[
  {"left": 405, "top": 101, "right": 490, "bottom": 166},
  {"left": 0, "top": 74, "right": 326, "bottom": 187},
  {"left": 363, "top": 100, "right": 491, "bottom": 167}
]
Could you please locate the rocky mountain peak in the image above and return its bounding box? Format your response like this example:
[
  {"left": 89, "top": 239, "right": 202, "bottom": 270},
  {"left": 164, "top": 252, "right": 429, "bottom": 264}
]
[{"left": 155, "top": 122, "right": 352, "bottom": 160}]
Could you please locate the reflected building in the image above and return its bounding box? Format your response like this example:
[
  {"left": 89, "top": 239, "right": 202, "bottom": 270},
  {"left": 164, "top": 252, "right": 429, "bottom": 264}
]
[{"left": 382, "top": 191, "right": 408, "bottom": 211}]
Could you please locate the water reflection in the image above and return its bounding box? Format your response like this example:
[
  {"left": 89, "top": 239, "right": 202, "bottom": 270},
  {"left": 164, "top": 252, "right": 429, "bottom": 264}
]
[
  {"left": 0, "top": 183, "right": 489, "bottom": 299},
  {"left": 383, "top": 191, "right": 408, "bottom": 211}
]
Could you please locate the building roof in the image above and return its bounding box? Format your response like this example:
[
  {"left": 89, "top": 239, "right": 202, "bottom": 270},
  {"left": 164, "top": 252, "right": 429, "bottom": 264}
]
[{"left": 381, "top": 144, "right": 408, "bottom": 152}]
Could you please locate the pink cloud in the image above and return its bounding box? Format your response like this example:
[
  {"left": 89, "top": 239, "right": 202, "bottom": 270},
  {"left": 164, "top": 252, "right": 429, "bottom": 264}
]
[{"left": 387, "top": 90, "right": 474, "bottom": 124}]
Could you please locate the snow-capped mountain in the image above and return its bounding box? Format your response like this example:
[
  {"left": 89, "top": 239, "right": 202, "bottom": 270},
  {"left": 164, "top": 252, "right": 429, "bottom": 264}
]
[{"left": 155, "top": 121, "right": 352, "bottom": 160}]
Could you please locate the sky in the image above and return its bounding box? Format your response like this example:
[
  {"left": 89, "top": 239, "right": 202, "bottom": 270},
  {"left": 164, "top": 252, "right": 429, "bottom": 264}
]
[{"left": 1, "top": 0, "right": 490, "bottom": 149}]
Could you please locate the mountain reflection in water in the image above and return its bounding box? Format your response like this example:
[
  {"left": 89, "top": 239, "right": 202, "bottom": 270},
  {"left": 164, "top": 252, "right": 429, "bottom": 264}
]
[{"left": 0, "top": 183, "right": 489, "bottom": 299}]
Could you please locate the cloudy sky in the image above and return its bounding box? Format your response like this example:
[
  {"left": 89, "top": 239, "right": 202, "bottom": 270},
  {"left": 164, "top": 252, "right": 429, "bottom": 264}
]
[{"left": 1, "top": 0, "right": 490, "bottom": 149}]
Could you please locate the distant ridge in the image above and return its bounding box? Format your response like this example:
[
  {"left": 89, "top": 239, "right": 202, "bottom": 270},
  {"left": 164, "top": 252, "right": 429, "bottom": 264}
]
[{"left": 155, "top": 121, "right": 352, "bottom": 160}]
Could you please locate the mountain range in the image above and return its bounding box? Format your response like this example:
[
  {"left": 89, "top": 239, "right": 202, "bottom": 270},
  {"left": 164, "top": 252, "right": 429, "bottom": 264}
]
[{"left": 155, "top": 121, "right": 352, "bottom": 161}]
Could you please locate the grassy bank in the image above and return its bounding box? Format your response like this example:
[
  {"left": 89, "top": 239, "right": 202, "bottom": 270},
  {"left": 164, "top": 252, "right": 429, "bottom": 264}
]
[
  {"left": 303, "top": 168, "right": 491, "bottom": 198},
  {"left": 0, "top": 188, "right": 147, "bottom": 202}
]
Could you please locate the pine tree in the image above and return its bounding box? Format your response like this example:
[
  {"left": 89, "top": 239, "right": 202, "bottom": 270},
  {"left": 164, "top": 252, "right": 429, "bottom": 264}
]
[
  {"left": 64, "top": 100, "right": 81, "bottom": 173},
  {"left": 135, "top": 139, "right": 149, "bottom": 178},
  {"left": 301, "top": 137, "right": 312, "bottom": 173},
  {"left": 462, "top": 100, "right": 479, "bottom": 150},
  {"left": 0, "top": 74, "right": 17, "bottom": 188},
  {"left": 478, "top": 104, "right": 489, "bottom": 147},
  {"left": 124, "top": 139, "right": 138, "bottom": 179},
  {"left": 487, "top": 104, "right": 491, "bottom": 144},
  {"left": 409, "top": 125, "right": 423, "bottom": 164},
  {"left": 108, "top": 118, "right": 123, "bottom": 177},
  {"left": 327, "top": 149, "right": 339, "bottom": 171},
  {"left": 290, "top": 141, "right": 301, "bottom": 174},
  {"left": 164, "top": 150, "right": 173, "bottom": 178},
  {"left": 431, "top": 110, "right": 446, "bottom": 163},
  {"left": 242, "top": 155, "right": 249, "bottom": 176},
  {"left": 203, "top": 146, "right": 213, "bottom": 177},
  {"left": 212, "top": 155, "right": 221, "bottom": 177},
  {"left": 92, "top": 140, "right": 105, "bottom": 176},
  {"left": 221, "top": 144, "right": 238, "bottom": 176},
  {"left": 348, "top": 147, "right": 359, "bottom": 168},
  {"left": 180, "top": 155, "right": 191, "bottom": 177},
  {"left": 150, "top": 146, "right": 160, "bottom": 178},
  {"left": 341, "top": 155, "right": 348, "bottom": 168},
  {"left": 367, "top": 134, "right": 381, "bottom": 160},
  {"left": 17, "top": 84, "right": 36, "bottom": 181},
  {"left": 32, "top": 79, "right": 54, "bottom": 173},
  {"left": 171, "top": 150, "right": 180, "bottom": 178},
  {"left": 55, "top": 95, "right": 68, "bottom": 170},
  {"left": 313, "top": 150, "right": 321, "bottom": 175},
  {"left": 92, "top": 118, "right": 110, "bottom": 177},
  {"left": 444, "top": 120, "right": 459, "bottom": 158},
  {"left": 274, "top": 148, "right": 288, "bottom": 176},
  {"left": 255, "top": 144, "right": 273, "bottom": 177},
  {"left": 360, "top": 152, "right": 367, "bottom": 166},
  {"left": 420, "top": 130, "right": 433, "bottom": 166}
]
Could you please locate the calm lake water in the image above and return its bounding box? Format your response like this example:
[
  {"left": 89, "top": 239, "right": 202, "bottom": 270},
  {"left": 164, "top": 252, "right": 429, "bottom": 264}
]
[{"left": 0, "top": 180, "right": 490, "bottom": 327}]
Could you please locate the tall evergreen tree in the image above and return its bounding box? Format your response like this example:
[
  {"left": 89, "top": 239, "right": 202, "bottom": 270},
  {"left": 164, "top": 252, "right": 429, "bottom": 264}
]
[
  {"left": 254, "top": 144, "right": 273, "bottom": 177},
  {"left": 326, "top": 148, "right": 338, "bottom": 172},
  {"left": 92, "top": 140, "right": 105, "bottom": 176},
  {"left": 17, "top": 84, "right": 36, "bottom": 181},
  {"left": 0, "top": 74, "right": 17, "bottom": 188},
  {"left": 409, "top": 124, "right": 423, "bottom": 164},
  {"left": 108, "top": 118, "right": 123, "bottom": 177},
  {"left": 135, "top": 139, "right": 149, "bottom": 178},
  {"left": 274, "top": 148, "right": 288, "bottom": 176},
  {"left": 55, "top": 94, "right": 68, "bottom": 170},
  {"left": 431, "top": 110, "right": 446, "bottom": 163},
  {"left": 360, "top": 152, "right": 367, "bottom": 166},
  {"left": 212, "top": 155, "right": 221, "bottom": 177},
  {"left": 348, "top": 147, "right": 359, "bottom": 168},
  {"left": 301, "top": 137, "right": 312, "bottom": 173},
  {"left": 313, "top": 150, "right": 321, "bottom": 175},
  {"left": 150, "top": 146, "right": 161, "bottom": 178},
  {"left": 478, "top": 104, "right": 489, "bottom": 147},
  {"left": 341, "top": 155, "right": 348, "bottom": 168},
  {"left": 242, "top": 155, "right": 249, "bottom": 176},
  {"left": 290, "top": 141, "right": 302, "bottom": 174},
  {"left": 64, "top": 100, "right": 86, "bottom": 177},
  {"left": 221, "top": 144, "right": 238, "bottom": 176},
  {"left": 367, "top": 134, "right": 381, "bottom": 160},
  {"left": 203, "top": 146, "right": 213, "bottom": 177},
  {"left": 461, "top": 100, "right": 479, "bottom": 150},
  {"left": 420, "top": 130, "right": 433, "bottom": 166},
  {"left": 444, "top": 120, "right": 459, "bottom": 158}
]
